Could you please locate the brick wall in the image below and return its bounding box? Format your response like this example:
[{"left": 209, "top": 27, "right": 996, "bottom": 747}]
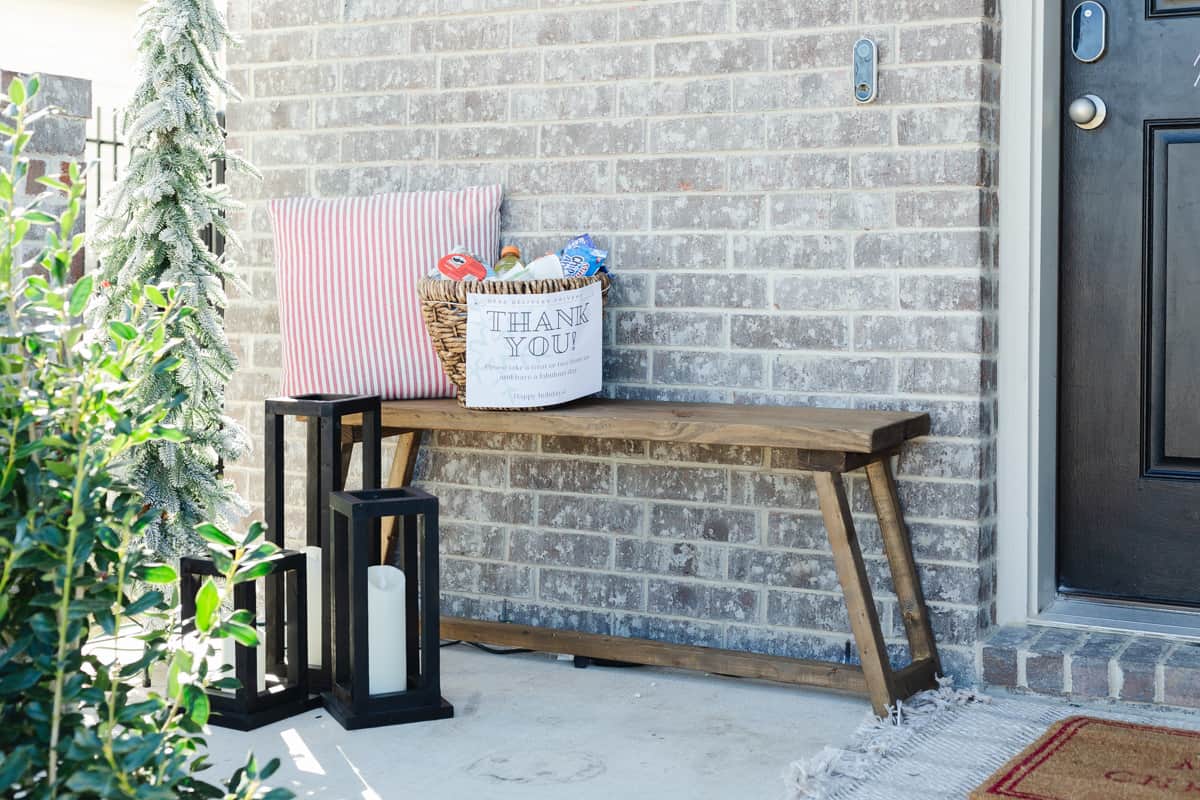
[
  {"left": 2, "top": 70, "right": 91, "bottom": 267},
  {"left": 222, "top": 0, "right": 1000, "bottom": 682}
]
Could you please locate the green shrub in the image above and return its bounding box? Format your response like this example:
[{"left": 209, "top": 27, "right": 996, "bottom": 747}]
[{"left": 0, "top": 78, "right": 290, "bottom": 799}]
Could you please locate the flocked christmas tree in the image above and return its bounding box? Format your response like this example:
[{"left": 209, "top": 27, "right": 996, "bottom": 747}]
[{"left": 92, "top": 0, "right": 253, "bottom": 556}]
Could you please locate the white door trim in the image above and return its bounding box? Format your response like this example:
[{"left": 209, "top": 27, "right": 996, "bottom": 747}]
[{"left": 995, "top": 1, "right": 1062, "bottom": 624}]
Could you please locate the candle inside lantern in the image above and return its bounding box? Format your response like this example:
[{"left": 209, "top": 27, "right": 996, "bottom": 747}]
[
  {"left": 304, "top": 545, "right": 322, "bottom": 668},
  {"left": 221, "top": 629, "right": 267, "bottom": 694},
  {"left": 367, "top": 564, "right": 407, "bottom": 695}
]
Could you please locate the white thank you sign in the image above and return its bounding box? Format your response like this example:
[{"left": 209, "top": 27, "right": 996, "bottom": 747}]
[{"left": 464, "top": 282, "right": 602, "bottom": 408}]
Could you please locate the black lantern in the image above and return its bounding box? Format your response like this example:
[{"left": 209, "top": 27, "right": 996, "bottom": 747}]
[
  {"left": 179, "top": 550, "right": 313, "bottom": 730},
  {"left": 324, "top": 487, "right": 453, "bottom": 730},
  {"left": 263, "top": 394, "right": 382, "bottom": 691}
]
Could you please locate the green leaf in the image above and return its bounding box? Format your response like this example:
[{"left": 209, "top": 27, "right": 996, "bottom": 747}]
[
  {"left": 221, "top": 621, "right": 259, "bottom": 647},
  {"left": 0, "top": 746, "right": 32, "bottom": 790},
  {"left": 68, "top": 275, "right": 93, "bottom": 316},
  {"left": 139, "top": 564, "right": 177, "bottom": 584},
  {"left": 8, "top": 78, "right": 25, "bottom": 105},
  {"left": 108, "top": 320, "right": 137, "bottom": 341},
  {"left": 195, "top": 523, "right": 235, "bottom": 547},
  {"left": 234, "top": 562, "right": 276, "bottom": 583},
  {"left": 186, "top": 685, "right": 211, "bottom": 725},
  {"left": 144, "top": 284, "right": 168, "bottom": 308},
  {"left": 124, "top": 590, "right": 163, "bottom": 617},
  {"left": 195, "top": 578, "right": 218, "bottom": 633}
]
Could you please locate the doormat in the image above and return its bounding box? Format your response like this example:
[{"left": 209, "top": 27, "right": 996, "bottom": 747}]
[
  {"left": 785, "top": 686, "right": 1200, "bottom": 800},
  {"left": 971, "top": 716, "right": 1200, "bottom": 799}
]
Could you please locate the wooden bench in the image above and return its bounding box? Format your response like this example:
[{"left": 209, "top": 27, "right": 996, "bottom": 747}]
[{"left": 341, "top": 397, "right": 938, "bottom": 716}]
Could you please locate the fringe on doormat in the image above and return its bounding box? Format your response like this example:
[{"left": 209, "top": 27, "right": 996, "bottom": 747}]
[{"left": 783, "top": 676, "right": 990, "bottom": 800}]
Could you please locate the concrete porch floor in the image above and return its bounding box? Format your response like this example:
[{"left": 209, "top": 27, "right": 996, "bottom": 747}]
[{"left": 205, "top": 645, "right": 869, "bottom": 800}]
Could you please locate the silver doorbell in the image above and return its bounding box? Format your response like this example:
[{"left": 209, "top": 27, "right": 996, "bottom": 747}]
[{"left": 853, "top": 38, "right": 877, "bottom": 103}]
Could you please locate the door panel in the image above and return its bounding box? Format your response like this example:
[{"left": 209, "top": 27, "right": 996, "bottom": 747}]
[{"left": 1058, "top": 1, "right": 1200, "bottom": 605}]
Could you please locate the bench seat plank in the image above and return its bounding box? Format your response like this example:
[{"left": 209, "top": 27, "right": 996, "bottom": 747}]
[{"left": 370, "top": 398, "right": 929, "bottom": 454}]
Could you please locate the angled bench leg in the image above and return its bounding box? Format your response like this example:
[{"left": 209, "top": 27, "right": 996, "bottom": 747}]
[
  {"left": 814, "top": 470, "right": 896, "bottom": 716},
  {"left": 382, "top": 430, "right": 423, "bottom": 566},
  {"left": 866, "top": 458, "right": 941, "bottom": 677}
]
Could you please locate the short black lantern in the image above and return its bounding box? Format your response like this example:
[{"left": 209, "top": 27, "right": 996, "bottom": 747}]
[
  {"left": 180, "top": 550, "right": 313, "bottom": 730},
  {"left": 324, "top": 487, "right": 453, "bottom": 730},
  {"left": 263, "top": 394, "right": 382, "bottom": 691}
]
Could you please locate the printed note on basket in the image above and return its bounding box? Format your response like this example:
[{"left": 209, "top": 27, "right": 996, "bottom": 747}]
[{"left": 465, "top": 283, "right": 602, "bottom": 408}]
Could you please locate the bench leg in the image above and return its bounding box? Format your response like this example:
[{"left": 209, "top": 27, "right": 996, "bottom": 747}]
[
  {"left": 382, "top": 430, "right": 423, "bottom": 566},
  {"left": 866, "top": 458, "right": 941, "bottom": 674},
  {"left": 814, "top": 471, "right": 896, "bottom": 717}
]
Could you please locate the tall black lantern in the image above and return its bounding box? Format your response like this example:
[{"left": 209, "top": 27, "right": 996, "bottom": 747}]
[
  {"left": 179, "top": 550, "right": 312, "bottom": 730},
  {"left": 325, "top": 487, "right": 453, "bottom": 730},
  {"left": 263, "top": 394, "right": 382, "bottom": 691}
]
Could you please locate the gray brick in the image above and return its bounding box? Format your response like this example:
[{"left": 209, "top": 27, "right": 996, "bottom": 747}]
[
  {"left": 768, "top": 590, "right": 853, "bottom": 633},
  {"left": 896, "top": 189, "right": 989, "bottom": 228},
  {"left": 616, "top": 157, "right": 726, "bottom": 193},
  {"left": 315, "top": 95, "right": 407, "bottom": 128},
  {"left": 510, "top": 9, "right": 617, "bottom": 46},
  {"left": 899, "top": 106, "right": 997, "bottom": 147},
  {"left": 537, "top": 493, "right": 645, "bottom": 533},
  {"left": 442, "top": 52, "right": 539, "bottom": 88},
  {"left": 1119, "top": 638, "right": 1171, "bottom": 702},
  {"left": 650, "top": 504, "right": 758, "bottom": 543},
  {"left": 512, "top": 86, "right": 615, "bottom": 121},
  {"left": 542, "top": 120, "right": 644, "bottom": 157},
  {"left": 615, "top": 310, "right": 724, "bottom": 347},
  {"left": 619, "top": 78, "right": 731, "bottom": 117},
  {"left": 726, "top": 626, "right": 849, "bottom": 663},
  {"left": 771, "top": 192, "right": 893, "bottom": 231},
  {"left": 899, "top": 21, "right": 995, "bottom": 62},
  {"left": 856, "top": 315, "right": 982, "bottom": 353},
  {"left": 647, "top": 579, "right": 757, "bottom": 622},
  {"left": 897, "top": 440, "right": 985, "bottom": 480},
  {"left": 435, "top": 430, "right": 537, "bottom": 451},
  {"left": 410, "top": 90, "right": 508, "bottom": 125},
  {"left": 510, "top": 529, "right": 611, "bottom": 568},
  {"left": 255, "top": 132, "right": 337, "bottom": 166},
  {"left": 731, "top": 234, "right": 847, "bottom": 271},
  {"left": 412, "top": 17, "right": 511, "bottom": 51},
  {"left": 611, "top": 234, "right": 726, "bottom": 270},
  {"left": 618, "top": 464, "right": 728, "bottom": 503},
  {"left": 1069, "top": 634, "right": 1127, "bottom": 698},
  {"left": 729, "top": 550, "right": 841, "bottom": 592},
  {"left": 651, "top": 115, "right": 764, "bottom": 153},
  {"left": 652, "top": 351, "right": 764, "bottom": 389},
  {"left": 440, "top": 126, "right": 537, "bottom": 159},
  {"left": 541, "top": 436, "right": 645, "bottom": 458},
  {"left": 852, "top": 149, "right": 987, "bottom": 189},
  {"left": 768, "top": 110, "right": 891, "bottom": 150},
  {"left": 342, "top": 58, "right": 438, "bottom": 92},
  {"left": 616, "top": 538, "right": 724, "bottom": 579},
  {"left": 766, "top": 512, "right": 829, "bottom": 550},
  {"left": 540, "top": 569, "right": 644, "bottom": 611},
  {"left": 504, "top": 602, "right": 613, "bottom": 635},
  {"left": 858, "top": 0, "right": 995, "bottom": 22},
  {"left": 235, "top": 30, "right": 313, "bottom": 64},
  {"left": 544, "top": 197, "right": 645, "bottom": 233},
  {"left": 981, "top": 626, "right": 1039, "bottom": 687},
  {"left": 654, "top": 38, "right": 768, "bottom": 76},
  {"left": 227, "top": 99, "right": 311, "bottom": 132},
  {"left": 619, "top": 0, "right": 729, "bottom": 40},
  {"left": 733, "top": 472, "right": 820, "bottom": 511},
  {"left": 510, "top": 456, "right": 611, "bottom": 493},
  {"left": 735, "top": 0, "right": 847, "bottom": 31},
  {"left": 733, "top": 71, "right": 841, "bottom": 112},
  {"left": 729, "top": 154, "right": 849, "bottom": 192},
  {"left": 651, "top": 195, "right": 762, "bottom": 229},
  {"left": 773, "top": 356, "right": 893, "bottom": 394},
  {"left": 342, "top": 129, "right": 435, "bottom": 162},
  {"left": 775, "top": 275, "right": 895, "bottom": 311},
  {"left": 544, "top": 45, "right": 650, "bottom": 82},
  {"left": 346, "top": 0, "right": 437, "bottom": 19},
  {"left": 254, "top": 65, "right": 336, "bottom": 97},
  {"left": 898, "top": 356, "right": 984, "bottom": 395},
  {"left": 604, "top": 348, "right": 651, "bottom": 383},
  {"left": 655, "top": 274, "right": 765, "bottom": 309},
  {"left": 440, "top": 522, "right": 506, "bottom": 559},
  {"left": 731, "top": 314, "right": 848, "bottom": 351},
  {"left": 409, "top": 162, "right": 507, "bottom": 191},
  {"left": 316, "top": 24, "right": 408, "bottom": 58},
  {"left": 437, "top": 486, "right": 533, "bottom": 525},
  {"left": 507, "top": 160, "right": 611, "bottom": 195},
  {"left": 252, "top": 0, "right": 339, "bottom": 27},
  {"left": 900, "top": 275, "right": 986, "bottom": 311},
  {"left": 855, "top": 230, "right": 987, "bottom": 270},
  {"left": 882, "top": 64, "right": 991, "bottom": 106}
]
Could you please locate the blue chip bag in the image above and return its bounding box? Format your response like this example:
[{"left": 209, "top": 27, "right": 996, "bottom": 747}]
[{"left": 558, "top": 233, "right": 607, "bottom": 278}]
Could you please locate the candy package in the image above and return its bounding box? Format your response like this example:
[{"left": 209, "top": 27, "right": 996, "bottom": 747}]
[{"left": 558, "top": 234, "right": 608, "bottom": 278}]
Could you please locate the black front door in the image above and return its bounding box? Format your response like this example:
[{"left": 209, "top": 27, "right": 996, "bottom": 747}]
[{"left": 1059, "top": 0, "right": 1200, "bottom": 606}]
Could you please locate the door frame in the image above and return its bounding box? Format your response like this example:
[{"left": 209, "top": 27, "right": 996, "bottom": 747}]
[
  {"left": 996, "top": 1, "right": 1200, "bottom": 634},
  {"left": 996, "top": 0, "right": 1061, "bottom": 624}
]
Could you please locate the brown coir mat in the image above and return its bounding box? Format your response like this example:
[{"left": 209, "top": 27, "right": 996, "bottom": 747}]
[{"left": 971, "top": 715, "right": 1200, "bottom": 799}]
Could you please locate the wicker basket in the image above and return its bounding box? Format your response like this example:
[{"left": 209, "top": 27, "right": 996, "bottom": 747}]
[{"left": 418, "top": 273, "right": 610, "bottom": 410}]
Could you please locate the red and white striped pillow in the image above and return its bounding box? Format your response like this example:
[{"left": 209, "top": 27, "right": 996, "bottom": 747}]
[{"left": 268, "top": 186, "right": 501, "bottom": 399}]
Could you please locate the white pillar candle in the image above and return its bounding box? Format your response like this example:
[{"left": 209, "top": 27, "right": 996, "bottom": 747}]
[
  {"left": 304, "top": 545, "right": 322, "bottom": 668},
  {"left": 221, "top": 630, "right": 266, "bottom": 694},
  {"left": 367, "top": 564, "right": 407, "bottom": 695}
]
